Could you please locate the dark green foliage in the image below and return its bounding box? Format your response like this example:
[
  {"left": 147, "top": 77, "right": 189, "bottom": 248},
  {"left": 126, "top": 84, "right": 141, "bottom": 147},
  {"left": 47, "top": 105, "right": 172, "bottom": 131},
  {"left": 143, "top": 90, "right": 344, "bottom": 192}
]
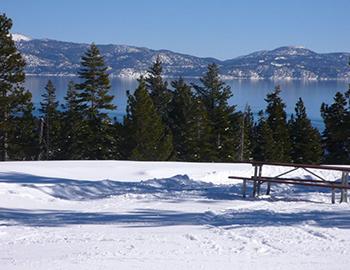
[
  {"left": 345, "top": 88, "right": 350, "bottom": 159},
  {"left": 193, "top": 63, "right": 240, "bottom": 161},
  {"left": 0, "top": 13, "right": 37, "bottom": 160},
  {"left": 125, "top": 77, "right": 173, "bottom": 161},
  {"left": 59, "top": 81, "right": 84, "bottom": 159},
  {"left": 39, "top": 80, "right": 61, "bottom": 160},
  {"left": 112, "top": 121, "right": 127, "bottom": 160},
  {"left": 321, "top": 91, "right": 350, "bottom": 164},
  {"left": 4, "top": 11, "right": 350, "bottom": 164},
  {"left": 238, "top": 105, "right": 254, "bottom": 161},
  {"left": 145, "top": 56, "right": 173, "bottom": 123},
  {"left": 252, "top": 111, "right": 277, "bottom": 162},
  {"left": 289, "top": 98, "right": 322, "bottom": 164},
  {"left": 75, "top": 44, "right": 117, "bottom": 159},
  {"left": 169, "top": 78, "right": 211, "bottom": 161},
  {"left": 8, "top": 95, "right": 39, "bottom": 160},
  {"left": 264, "top": 86, "right": 291, "bottom": 162}
]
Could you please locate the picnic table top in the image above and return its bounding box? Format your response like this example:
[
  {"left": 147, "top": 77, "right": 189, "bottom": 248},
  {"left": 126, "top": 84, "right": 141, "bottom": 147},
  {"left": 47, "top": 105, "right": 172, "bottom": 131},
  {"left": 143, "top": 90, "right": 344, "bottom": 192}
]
[{"left": 240, "top": 161, "right": 350, "bottom": 172}]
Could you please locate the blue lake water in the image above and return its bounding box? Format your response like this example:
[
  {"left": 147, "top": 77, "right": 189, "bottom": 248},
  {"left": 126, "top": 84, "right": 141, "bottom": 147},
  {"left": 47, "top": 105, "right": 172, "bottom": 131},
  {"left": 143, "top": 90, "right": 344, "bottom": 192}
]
[{"left": 24, "top": 76, "right": 349, "bottom": 129}]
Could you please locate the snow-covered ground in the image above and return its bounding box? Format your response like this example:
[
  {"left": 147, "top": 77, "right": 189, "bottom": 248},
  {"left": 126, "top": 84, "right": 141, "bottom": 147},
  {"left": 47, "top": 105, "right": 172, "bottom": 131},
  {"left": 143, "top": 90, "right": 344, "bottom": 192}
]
[{"left": 0, "top": 161, "right": 349, "bottom": 269}]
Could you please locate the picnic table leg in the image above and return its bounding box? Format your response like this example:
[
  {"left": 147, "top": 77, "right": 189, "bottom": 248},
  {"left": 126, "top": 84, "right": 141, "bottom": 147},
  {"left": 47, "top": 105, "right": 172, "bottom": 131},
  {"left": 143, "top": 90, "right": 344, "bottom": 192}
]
[
  {"left": 340, "top": 172, "right": 345, "bottom": 203},
  {"left": 266, "top": 182, "right": 271, "bottom": 195},
  {"left": 242, "top": 179, "right": 247, "bottom": 198},
  {"left": 340, "top": 172, "right": 348, "bottom": 203},
  {"left": 252, "top": 165, "right": 258, "bottom": 197},
  {"left": 331, "top": 188, "right": 335, "bottom": 204},
  {"left": 257, "top": 165, "right": 262, "bottom": 196}
]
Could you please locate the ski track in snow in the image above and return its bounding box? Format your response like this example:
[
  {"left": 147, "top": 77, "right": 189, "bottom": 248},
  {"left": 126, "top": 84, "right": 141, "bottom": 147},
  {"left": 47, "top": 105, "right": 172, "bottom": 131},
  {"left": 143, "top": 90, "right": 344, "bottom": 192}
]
[{"left": 0, "top": 160, "right": 349, "bottom": 269}]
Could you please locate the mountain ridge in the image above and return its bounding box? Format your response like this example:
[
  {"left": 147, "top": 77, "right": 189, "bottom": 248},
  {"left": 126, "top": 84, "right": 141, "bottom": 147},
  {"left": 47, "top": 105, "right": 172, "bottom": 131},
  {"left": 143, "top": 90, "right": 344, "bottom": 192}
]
[{"left": 14, "top": 34, "right": 350, "bottom": 80}]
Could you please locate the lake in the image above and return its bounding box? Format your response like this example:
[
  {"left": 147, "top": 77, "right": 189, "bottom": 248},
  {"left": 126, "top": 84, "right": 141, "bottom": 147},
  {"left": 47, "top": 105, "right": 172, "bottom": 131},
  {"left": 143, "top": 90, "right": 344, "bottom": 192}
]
[{"left": 24, "top": 76, "right": 349, "bottom": 129}]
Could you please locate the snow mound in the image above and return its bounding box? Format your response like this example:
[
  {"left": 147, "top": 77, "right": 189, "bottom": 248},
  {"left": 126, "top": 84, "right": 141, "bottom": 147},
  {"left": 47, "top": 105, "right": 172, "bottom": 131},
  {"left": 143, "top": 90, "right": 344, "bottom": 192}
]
[{"left": 142, "top": 174, "right": 213, "bottom": 189}]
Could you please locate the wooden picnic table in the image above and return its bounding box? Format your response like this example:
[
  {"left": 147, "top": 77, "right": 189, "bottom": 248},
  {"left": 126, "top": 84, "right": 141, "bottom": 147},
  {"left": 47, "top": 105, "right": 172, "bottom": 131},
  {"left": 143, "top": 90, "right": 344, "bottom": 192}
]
[{"left": 228, "top": 161, "right": 350, "bottom": 204}]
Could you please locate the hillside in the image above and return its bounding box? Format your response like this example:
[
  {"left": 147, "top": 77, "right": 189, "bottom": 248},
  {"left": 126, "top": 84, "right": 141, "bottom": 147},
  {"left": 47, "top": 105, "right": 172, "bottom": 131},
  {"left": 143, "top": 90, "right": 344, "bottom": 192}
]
[{"left": 15, "top": 34, "right": 350, "bottom": 80}]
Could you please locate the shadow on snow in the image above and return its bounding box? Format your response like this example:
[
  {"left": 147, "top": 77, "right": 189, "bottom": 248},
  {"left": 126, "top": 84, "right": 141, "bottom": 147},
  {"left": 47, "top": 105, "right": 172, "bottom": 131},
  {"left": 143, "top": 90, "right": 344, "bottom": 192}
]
[
  {"left": 0, "top": 172, "right": 338, "bottom": 202},
  {"left": 0, "top": 207, "right": 349, "bottom": 229},
  {"left": 0, "top": 172, "right": 241, "bottom": 201},
  {"left": 0, "top": 172, "right": 348, "bottom": 229}
]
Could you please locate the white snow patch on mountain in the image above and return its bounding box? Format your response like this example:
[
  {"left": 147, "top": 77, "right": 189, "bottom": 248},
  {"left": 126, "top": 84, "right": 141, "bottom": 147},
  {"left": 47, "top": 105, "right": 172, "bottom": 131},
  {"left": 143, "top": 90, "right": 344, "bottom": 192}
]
[{"left": 12, "top": 33, "right": 32, "bottom": 42}]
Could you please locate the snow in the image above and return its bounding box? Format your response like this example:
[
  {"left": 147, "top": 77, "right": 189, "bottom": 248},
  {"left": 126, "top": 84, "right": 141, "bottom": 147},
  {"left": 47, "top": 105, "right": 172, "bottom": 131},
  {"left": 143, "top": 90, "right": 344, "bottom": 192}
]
[
  {"left": 11, "top": 33, "right": 32, "bottom": 42},
  {"left": 271, "top": 62, "right": 285, "bottom": 67},
  {"left": 0, "top": 160, "right": 349, "bottom": 270}
]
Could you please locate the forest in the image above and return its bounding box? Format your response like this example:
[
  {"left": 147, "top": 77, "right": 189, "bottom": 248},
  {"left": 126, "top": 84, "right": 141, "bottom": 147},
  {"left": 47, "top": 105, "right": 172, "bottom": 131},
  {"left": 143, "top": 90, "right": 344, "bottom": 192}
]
[{"left": 1, "top": 13, "right": 349, "bottom": 164}]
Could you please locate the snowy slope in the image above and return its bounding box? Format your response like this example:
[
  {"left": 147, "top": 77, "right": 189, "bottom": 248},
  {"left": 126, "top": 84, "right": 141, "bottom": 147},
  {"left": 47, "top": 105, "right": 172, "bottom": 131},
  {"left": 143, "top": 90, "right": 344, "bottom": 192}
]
[{"left": 0, "top": 161, "right": 349, "bottom": 270}]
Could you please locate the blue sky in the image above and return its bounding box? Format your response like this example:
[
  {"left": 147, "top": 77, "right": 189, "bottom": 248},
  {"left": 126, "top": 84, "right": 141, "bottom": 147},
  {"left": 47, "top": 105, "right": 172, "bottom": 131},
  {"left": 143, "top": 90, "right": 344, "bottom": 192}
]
[{"left": 2, "top": 0, "right": 350, "bottom": 59}]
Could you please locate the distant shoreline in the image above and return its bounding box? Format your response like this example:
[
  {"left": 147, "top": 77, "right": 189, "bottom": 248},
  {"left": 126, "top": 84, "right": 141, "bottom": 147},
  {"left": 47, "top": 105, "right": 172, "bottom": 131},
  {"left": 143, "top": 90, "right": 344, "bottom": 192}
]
[{"left": 25, "top": 74, "right": 350, "bottom": 82}]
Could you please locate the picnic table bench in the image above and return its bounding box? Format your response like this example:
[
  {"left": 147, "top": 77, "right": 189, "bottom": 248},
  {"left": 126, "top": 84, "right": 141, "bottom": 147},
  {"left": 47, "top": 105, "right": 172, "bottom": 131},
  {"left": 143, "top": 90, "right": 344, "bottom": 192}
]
[{"left": 228, "top": 161, "right": 350, "bottom": 204}]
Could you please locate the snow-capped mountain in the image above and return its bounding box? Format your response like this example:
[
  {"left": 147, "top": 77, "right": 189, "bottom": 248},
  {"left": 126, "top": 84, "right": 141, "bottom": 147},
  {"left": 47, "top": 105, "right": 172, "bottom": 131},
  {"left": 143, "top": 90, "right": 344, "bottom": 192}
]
[
  {"left": 15, "top": 35, "right": 350, "bottom": 80},
  {"left": 221, "top": 46, "right": 350, "bottom": 80},
  {"left": 12, "top": 33, "right": 32, "bottom": 42}
]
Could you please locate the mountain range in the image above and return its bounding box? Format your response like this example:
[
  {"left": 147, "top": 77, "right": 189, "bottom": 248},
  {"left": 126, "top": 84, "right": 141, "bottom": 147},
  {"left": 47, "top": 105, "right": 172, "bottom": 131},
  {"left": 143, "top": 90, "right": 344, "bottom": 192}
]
[{"left": 14, "top": 34, "right": 350, "bottom": 80}]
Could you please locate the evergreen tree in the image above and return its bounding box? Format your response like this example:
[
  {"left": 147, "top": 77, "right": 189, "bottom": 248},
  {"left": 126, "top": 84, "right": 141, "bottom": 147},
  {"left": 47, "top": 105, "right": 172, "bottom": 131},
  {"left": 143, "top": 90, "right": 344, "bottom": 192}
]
[
  {"left": 264, "top": 86, "right": 291, "bottom": 162},
  {"left": 145, "top": 56, "right": 172, "bottom": 123},
  {"left": 9, "top": 96, "right": 39, "bottom": 160},
  {"left": 289, "top": 98, "right": 322, "bottom": 164},
  {"left": 124, "top": 77, "right": 173, "bottom": 161},
  {"left": 193, "top": 63, "right": 240, "bottom": 161},
  {"left": 0, "top": 13, "right": 37, "bottom": 160},
  {"left": 39, "top": 80, "right": 61, "bottom": 160},
  {"left": 345, "top": 87, "right": 350, "bottom": 159},
  {"left": 321, "top": 91, "right": 350, "bottom": 164},
  {"left": 169, "top": 78, "right": 211, "bottom": 161},
  {"left": 252, "top": 111, "right": 277, "bottom": 162},
  {"left": 238, "top": 105, "right": 254, "bottom": 161},
  {"left": 75, "top": 44, "right": 117, "bottom": 159},
  {"left": 60, "top": 81, "right": 84, "bottom": 159}
]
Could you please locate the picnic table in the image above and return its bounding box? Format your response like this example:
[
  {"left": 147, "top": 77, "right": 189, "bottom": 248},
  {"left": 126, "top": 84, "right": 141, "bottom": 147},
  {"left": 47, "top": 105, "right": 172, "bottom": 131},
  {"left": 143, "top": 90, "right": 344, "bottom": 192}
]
[{"left": 229, "top": 161, "right": 350, "bottom": 204}]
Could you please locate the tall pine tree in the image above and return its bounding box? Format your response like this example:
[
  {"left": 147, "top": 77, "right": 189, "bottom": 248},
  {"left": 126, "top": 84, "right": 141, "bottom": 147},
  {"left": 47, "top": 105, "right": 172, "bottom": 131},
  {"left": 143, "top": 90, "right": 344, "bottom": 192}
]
[
  {"left": 252, "top": 111, "right": 277, "bottom": 162},
  {"left": 124, "top": 77, "right": 173, "bottom": 161},
  {"left": 169, "top": 78, "right": 211, "bottom": 161},
  {"left": 0, "top": 13, "right": 37, "bottom": 160},
  {"left": 60, "top": 81, "right": 84, "bottom": 159},
  {"left": 193, "top": 63, "right": 240, "bottom": 161},
  {"left": 264, "top": 86, "right": 291, "bottom": 162},
  {"left": 39, "top": 80, "right": 61, "bottom": 160},
  {"left": 289, "top": 98, "right": 322, "bottom": 164},
  {"left": 238, "top": 105, "right": 254, "bottom": 161},
  {"left": 321, "top": 91, "right": 350, "bottom": 164},
  {"left": 145, "top": 56, "right": 172, "bottom": 123},
  {"left": 75, "top": 44, "right": 117, "bottom": 159}
]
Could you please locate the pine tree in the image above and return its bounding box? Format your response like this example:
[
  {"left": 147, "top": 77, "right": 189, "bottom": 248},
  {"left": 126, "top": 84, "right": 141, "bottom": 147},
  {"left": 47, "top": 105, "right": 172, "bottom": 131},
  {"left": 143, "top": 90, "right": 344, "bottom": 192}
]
[
  {"left": 345, "top": 87, "right": 350, "bottom": 159},
  {"left": 9, "top": 98, "right": 39, "bottom": 160},
  {"left": 75, "top": 43, "right": 117, "bottom": 159},
  {"left": 321, "top": 91, "right": 350, "bottom": 164},
  {"left": 60, "top": 81, "right": 84, "bottom": 159},
  {"left": 0, "top": 13, "right": 37, "bottom": 160},
  {"left": 264, "top": 86, "right": 291, "bottom": 162},
  {"left": 169, "top": 78, "right": 211, "bottom": 161},
  {"left": 145, "top": 56, "right": 172, "bottom": 123},
  {"left": 252, "top": 111, "right": 277, "bottom": 162},
  {"left": 193, "top": 63, "right": 240, "bottom": 161},
  {"left": 289, "top": 98, "right": 322, "bottom": 164},
  {"left": 39, "top": 80, "right": 61, "bottom": 160},
  {"left": 124, "top": 77, "right": 173, "bottom": 161},
  {"left": 238, "top": 105, "right": 254, "bottom": 161}
]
